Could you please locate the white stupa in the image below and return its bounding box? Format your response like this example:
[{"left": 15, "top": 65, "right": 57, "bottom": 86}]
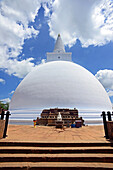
[
  {"left": 57, "top": 112, "right": 62, "bottom": 121},
  {"left": 9, "top": 34, "right": 112, "bottom": 123}
]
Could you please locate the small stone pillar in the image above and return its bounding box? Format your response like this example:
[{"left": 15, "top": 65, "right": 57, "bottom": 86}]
[
  {"left": 0, "top": 120, "right": 5, "bottom": 139},
  {"left": 106, "top": 111, "right": 113, "bottom": 139},
  {"left": 101, "top": 111, "right": 109, "bottom": 139},
  {"left": 0, "top": 109, "right": 5, "bottom": 139},
  {"left": 107, "top": 111, "right": 112, "bottom": 121},
  {"left": 107, "top": 121, "right": 113, "bottom": 140},
  {"left": 3, "top": 111, "right": 11, "bottom": 138}
]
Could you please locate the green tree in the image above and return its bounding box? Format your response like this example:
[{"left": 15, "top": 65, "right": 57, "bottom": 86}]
[{"left": 0, "top": 101, "right": 9, "bottom": 110}]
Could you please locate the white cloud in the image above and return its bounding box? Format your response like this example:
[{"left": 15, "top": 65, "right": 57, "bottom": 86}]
[
  {"left": 4, "top": 58, "right": 36, "bottom": 78},
  {"left": 1, "top": 0, "right": 113, "bottom": 78},
  {"left": 0, "top": 78, "right": 5, "bottom": 84},
  {"left": 0, "top": 98, "right": 11, "bottom": 103},
  {"left": 46, "top": 0, "right": 113, "bottom": 47},
  {"left": 41, "top": 59, "right": 46, "bottom": 64},
  {"left": 0, "top": 0, "right": 41, "bottom": 78},
  {"left": 95, "top": 69, "right": 113, "bottom": 89},
  {"left": 9, "top": 90, "right": 15, "bottom": 95},
  {"left": 108, "top": 90, "right": 113, "bottom": 97},
  {"left": 0, "top": 0, "right": 54, "bottom": 78},
  {"left": 95, "top": 69, "right": 113, "bottom": 97}
]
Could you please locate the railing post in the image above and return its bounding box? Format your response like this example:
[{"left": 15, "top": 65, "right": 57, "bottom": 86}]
[
  {"left": 1, "top": 109, "right": 4, "bottom": 120},
  {"left": 101, "top": 111, "right": 109, "bottom": 139},
  {"left": 107, "top": 111, "right": 112, "bottom": 121},
  {"left": 3, "top": 111, "right": 10, "bottom": 138}
]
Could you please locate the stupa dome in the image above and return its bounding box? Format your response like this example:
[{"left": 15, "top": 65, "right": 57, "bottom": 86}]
[
  {"left": 10, "top": 60, "right": 112, "bottom": 112},
  {"left": 9, "top": 34, "right": 112, "bottom": 120}
]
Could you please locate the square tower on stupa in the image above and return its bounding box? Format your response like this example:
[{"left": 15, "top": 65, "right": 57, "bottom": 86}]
[{"left": 46, "top": 34, "right": 72, "bottom": 62}]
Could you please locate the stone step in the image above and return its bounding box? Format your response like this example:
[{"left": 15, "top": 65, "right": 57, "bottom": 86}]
[
  {"left": 0, "top": 141, "right": 113, "bottom": 147},
  {"left": 0, "top": 162, "right": 113, "bottom": 169},
  {"left": 0, "top": 153, "right": 113, "bottom": 163},
  {"left": 0, "top": 146, "right": 113, "bottom": 154}
]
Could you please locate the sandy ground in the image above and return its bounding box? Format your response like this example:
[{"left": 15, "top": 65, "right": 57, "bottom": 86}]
[{"left": 0, "top": 124, "right": 108, "bottom": 143}]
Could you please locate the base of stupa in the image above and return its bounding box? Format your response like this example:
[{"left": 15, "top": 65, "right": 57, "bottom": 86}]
[{"left": 55, "top": 120, "right": 64, "bottom": 128}]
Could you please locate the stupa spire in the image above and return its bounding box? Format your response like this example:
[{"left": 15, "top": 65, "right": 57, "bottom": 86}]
[
  {"left": 46, "top": 33, "right": 72, "bottom": 62},
  {"left": 54, "top": 34, "right": 65, "bottom": 53}
]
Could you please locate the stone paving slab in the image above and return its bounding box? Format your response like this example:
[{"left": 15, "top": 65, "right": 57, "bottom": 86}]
[
  {"left": 0, "top": 162, "right": 113, "bottom": 169},
  {"left": 0, "top": 125, "right": 109, "bottom": 143},
  {"left": 0, "top": 146, "right": 113, "bottom": 149},
  {"left": 1, "top": 153, "right": 113, "bottom": 157}
]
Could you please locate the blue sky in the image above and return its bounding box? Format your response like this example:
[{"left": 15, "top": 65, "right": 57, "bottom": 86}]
[{"left": 0, "top": 0, "right": 113, "bottom": 104}]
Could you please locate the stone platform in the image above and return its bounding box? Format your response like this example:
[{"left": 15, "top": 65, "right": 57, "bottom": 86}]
[
  {"left": 0, "top": 124, "right": 108, "bottom": 143},
  {"left": 0, "top": 125, "right": 113, "bottom": 169}
]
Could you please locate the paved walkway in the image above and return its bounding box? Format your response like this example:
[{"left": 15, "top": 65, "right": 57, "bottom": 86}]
[{"left": 0, "top": 124, "right": 108, "bottom": 143}]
